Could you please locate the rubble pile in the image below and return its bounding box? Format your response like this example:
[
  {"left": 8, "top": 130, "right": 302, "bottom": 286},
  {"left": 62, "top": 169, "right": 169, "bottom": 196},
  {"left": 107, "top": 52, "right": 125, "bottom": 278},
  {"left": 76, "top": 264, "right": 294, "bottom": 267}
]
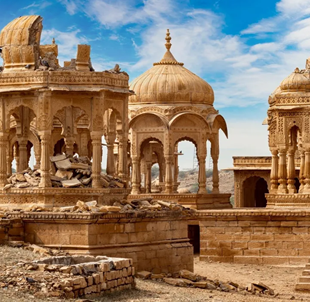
[
  {"left": 137, "top": 270, "right": 275, "bottom": 297},
  {"left": 4, "top": 154, "right": 125, "bottom": 190},
  {"left": 0, "top": 254, "right": 135, "bottom": 299},
  {"left": 16, "top": 198, "right": 196, "bottom": 215}
]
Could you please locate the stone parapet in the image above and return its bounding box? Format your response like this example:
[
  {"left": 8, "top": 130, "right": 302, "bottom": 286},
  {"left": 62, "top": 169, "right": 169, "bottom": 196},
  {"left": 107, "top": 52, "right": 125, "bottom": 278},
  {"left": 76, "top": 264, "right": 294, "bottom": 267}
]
[
  {"left": 0, "top": 71, "right": 129, "bottom": 92},
  {"left": 128, "top": 193, "right": 232, "bottom": 210},
  {"left": 266, "top": 193, "right": 310, "bottom": 207},
  {"left": 0, "top": 188, "right": 130, "bottom": 209},
  {"left": 198, "top": 209, "right": 310, "bottom": 265}
]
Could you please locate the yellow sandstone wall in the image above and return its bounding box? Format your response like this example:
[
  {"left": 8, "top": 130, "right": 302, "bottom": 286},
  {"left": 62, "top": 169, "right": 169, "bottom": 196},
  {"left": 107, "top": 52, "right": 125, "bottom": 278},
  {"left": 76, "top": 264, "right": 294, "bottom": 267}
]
[
  {"left": 21, "top": 213, "right": 193, "bottom": 273},
  {"left": 199, "top": 210, "right": 310, "bottom": 265}
]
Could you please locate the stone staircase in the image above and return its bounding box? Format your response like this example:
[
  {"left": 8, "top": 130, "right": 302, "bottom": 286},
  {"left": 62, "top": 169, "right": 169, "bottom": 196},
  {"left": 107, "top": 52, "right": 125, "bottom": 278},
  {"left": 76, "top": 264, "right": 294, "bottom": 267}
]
[{"left": 295, "top": 264, "right": 310, "bottom": 290}]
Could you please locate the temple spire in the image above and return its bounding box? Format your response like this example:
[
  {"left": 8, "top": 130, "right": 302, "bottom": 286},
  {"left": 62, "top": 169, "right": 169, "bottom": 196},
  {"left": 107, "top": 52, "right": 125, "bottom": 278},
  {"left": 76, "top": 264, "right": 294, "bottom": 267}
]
[
  {"left": 165, "top": 29, "right": 172, "bottom": 51},
  {"left": 153, "top": 29, "right": 184, "bottom": 66}
]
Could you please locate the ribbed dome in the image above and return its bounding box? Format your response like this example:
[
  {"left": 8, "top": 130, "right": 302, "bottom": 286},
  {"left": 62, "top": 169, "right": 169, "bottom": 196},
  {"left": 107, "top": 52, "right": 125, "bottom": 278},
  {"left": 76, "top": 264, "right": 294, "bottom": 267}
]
[
  {"left": 280, "top": 68, "right": 309, "bottom": 91},
  {"left": 129, "top": 30, "right": 214, "bottom": 105}
]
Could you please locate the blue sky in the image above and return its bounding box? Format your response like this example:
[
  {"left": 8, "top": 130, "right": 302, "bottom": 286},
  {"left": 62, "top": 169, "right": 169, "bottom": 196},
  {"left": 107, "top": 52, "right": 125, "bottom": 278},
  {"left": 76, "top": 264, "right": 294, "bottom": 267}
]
[{"left": 1, "top": 0, "right": 310, "bottom": 169}]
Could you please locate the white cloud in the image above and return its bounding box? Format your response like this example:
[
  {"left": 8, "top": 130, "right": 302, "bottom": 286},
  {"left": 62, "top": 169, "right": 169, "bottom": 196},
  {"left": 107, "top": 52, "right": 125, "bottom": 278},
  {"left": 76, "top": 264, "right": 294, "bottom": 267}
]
[{"left": 58, "top": 0, "right": 79, "bottom": 15}]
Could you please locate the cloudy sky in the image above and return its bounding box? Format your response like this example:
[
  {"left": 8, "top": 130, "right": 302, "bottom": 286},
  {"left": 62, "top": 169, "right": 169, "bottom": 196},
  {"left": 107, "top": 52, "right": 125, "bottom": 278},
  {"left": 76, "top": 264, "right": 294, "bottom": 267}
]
[{"left": 1, "top": 0, "right": 310, "bottom": 170}]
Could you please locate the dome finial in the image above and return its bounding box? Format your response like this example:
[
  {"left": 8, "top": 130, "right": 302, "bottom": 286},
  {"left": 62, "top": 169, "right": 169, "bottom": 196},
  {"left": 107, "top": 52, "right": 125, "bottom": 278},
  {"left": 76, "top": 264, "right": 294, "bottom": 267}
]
[{"left": 165, "top": 29, "right": 171, "bottom": 51}]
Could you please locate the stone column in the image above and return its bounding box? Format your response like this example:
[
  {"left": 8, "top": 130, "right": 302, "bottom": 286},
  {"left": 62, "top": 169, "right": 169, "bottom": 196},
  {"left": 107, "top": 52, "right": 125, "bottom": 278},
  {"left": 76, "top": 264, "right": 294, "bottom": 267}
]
[
  {"left": 13, "top": 144, "right": 20, "bottom": 173},
  {"left": 106, "top": 134, "right": 115, "bottom": 176},
  {"left": 270, "top": 149, "right": 279, "bottom": 193},
  {"left": 277, "top": 148, "right": 288, "bottom": 194},
  {"left": 299, "top": 149, "right": 305, "bottom": 193},
  {"left": 211, "top": 136, "right": 219, "bottom": 193},
  {"left": 287, "top": 149, "right": 296, "bottom": 193},
  {"left": 173, "top": 151, "right": 179, "bottom": 193},
  {"left": 145, "top": 162, "right": 152, "bottom": 193},
  {"left": 198, "top": 155, "right": 207, "bottom": 194},
  {"left": 303, "top": 148, "right": 310, "bottom": 193},
  {"left": 39, "top": 131, "right": 52, "bottom": 188},
  {"left": 91, "top": 132, "right": 102, "bottom": 188},
  {"left": 34, "top": 151, "right": 41, "bottom": 170},
  {"left": 131, "top": 156, "right": 140, "bottom": 194},
  {"left": 118, "top": 136, "right": 126, "bottom": 179},
  {"left": 18, "top": 139, "right": 28, "bottom": 171},
  {"left": 6, "top": 144, "right": 12, "bottom": 176},
  {"left": 0, "top": 135, "right": 7, "bottom": 187},
  {"left": 64, "top": 137, "right": 74, "bottom": 156},
  {"left": 164, "top": 155, "right": 173, "bottom": 193}
]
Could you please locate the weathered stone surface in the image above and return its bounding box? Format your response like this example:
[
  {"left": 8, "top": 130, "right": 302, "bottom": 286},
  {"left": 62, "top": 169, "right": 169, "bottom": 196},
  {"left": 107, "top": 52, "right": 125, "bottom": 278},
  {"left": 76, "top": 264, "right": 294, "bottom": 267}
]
[
  {"left": 50, "top": 154, "right": 67, "bottom": 162},
  {"left": 55, "top": 159, "right": 72, "bottom": 170},
  {"left": 179, "top": 270, "right": 198, "bottom": 281},
  {"left": 61, "top": 179, "right": 81, "bottom": 188},
  {"left": 55, "top": 170, "right": 73, "bottom": 180}
]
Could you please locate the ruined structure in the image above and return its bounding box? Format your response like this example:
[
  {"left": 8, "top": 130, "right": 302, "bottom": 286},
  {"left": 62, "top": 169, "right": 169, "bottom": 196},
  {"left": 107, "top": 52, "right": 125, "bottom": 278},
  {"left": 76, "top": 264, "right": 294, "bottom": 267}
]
[
  {"left": 128, "top": 30, "right": 231, "bottom": 209},
  {"left": 0, "top": 16, "right": 129, "bottom": 207},
  {"left": 0, "top": 16, "right": 194, "bottom": 275}
]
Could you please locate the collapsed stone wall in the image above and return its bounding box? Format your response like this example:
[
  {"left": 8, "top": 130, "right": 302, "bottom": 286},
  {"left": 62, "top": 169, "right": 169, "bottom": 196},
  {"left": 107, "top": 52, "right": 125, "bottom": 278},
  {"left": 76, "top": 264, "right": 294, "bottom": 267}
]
[{"left": 199, "top": 209, "right": 310, "bottom": 265}]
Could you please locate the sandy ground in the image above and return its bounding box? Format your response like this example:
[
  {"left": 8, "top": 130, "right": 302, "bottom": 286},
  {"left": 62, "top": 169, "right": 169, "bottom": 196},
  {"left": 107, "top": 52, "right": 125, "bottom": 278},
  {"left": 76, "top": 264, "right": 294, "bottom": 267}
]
[{"left": 0, "top": 247, "right": 309, "bottom": 302}]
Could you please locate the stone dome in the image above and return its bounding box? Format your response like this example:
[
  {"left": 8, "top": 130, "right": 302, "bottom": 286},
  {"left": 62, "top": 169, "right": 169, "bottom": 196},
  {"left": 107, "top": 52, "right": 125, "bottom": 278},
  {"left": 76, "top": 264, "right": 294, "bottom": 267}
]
[
  {"left": 280, "top": 68, "right": 309, "bottom": 91},
  {"left": 129, "top": 30, "right": 214, "bottom": 105}
]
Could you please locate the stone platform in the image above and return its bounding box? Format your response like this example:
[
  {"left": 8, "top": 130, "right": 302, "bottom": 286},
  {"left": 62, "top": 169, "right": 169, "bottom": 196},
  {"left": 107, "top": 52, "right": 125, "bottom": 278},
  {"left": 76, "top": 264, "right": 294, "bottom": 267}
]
[
  {"left": 128, "top": 193, "right": 232, "bottom": 210},
  {"left": 198, "top": 208, "right": 310, "bottom": 265},
  {"left": 0, "top": 188, "right": 130, "bottom": 209},
  {"left": 1, "top": 211, "right": 193, "bottom": 274}
]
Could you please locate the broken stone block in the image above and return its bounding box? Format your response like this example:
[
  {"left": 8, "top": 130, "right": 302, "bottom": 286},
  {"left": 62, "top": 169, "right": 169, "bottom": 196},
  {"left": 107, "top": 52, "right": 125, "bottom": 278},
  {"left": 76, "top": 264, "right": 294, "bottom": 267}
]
[
  {"left": 179, "top": 270, "right": 198, "bottom": 281},
  {"left": 24, "top": 173, "right": 39, "bottom": 186},
  {"left": 50, "top": 154, "right": 67, "bottom": 162},
  {"left": 137, "top": 271, "right": 152, "bottom": 279},
  {"left": 2, "top": 183, "right": 13, "bottom": 190},
  {"left": 61, "top": 178, "right": 82, "bottom": 188},
  {"left": 16, "top": 173, "right": 26, "bottom": 182},
  {"left": 55, "top": 170, "right": 73, "bottom": 180},
  {"left": 50, "top": 175, "right": 64, "bottom": 182},
  {"left": 70, "top": 163, "right": 90, "bottom": 169},
  {"left": 76, "top": 200, "right": 89, "bottom": 211},
  {"left": 16, "top": 182, "right": 30, "bottom": 188},
  {"left": 85, "top": 200, "right": 97, "bottom": 207},
  {"left": 82, "top": 177, "right": 92, "bottom": 185},
  {"left": 163, "top": 278, "right": 188, "bottom": 287},
  {"left": 55, "top": 158, "right": 72, "bottom": 170},
  {"left": 98, "top": 206, "right": 121, "bottom": 213}
]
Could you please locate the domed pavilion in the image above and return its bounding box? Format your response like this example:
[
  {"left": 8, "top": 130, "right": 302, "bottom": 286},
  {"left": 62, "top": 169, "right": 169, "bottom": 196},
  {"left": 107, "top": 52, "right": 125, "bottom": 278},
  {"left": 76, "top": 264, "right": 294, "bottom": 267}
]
[
  {"left": 128, "top": 30, "right": 230, "bottom": 208},
  {"left": 266, "top": 57, "right": 310, "bottom": 207}
]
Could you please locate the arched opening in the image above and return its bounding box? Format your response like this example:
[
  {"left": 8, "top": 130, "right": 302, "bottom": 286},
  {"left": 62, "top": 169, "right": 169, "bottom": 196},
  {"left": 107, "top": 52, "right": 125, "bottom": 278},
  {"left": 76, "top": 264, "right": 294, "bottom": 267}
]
[
  {"left": 175, "top": 139, "right": 198, "bottom": 193},
  {"left": 243, "top": 176, "right": 268, "bottom": 207},
  {"left": 139, "top": 138, "right": 164, "bottom": 193}
]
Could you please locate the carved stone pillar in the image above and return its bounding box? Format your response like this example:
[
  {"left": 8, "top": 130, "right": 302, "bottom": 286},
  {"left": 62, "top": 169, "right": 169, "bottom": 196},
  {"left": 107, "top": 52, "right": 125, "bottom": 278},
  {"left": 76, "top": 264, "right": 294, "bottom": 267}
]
[
  {"left": 0, "top": 135, "right": 7, "bottom": 187},
  {"left": 34, "top": 148, "right": 41, "bottom": 170},
  {"left": 303, "top": 148, "right": 310, "bottom": 193},
  {"left": 299, "top": 149, "right": 305, "bottom": 193},
  {"left": 277, "top": 148, "right": 288, "bottom": 194},
  {"left": 145, "top": 162, "right": 152, "bottom": 193},
  {"left": 270, "top": 149, "right": 279, "bottom": 193},
  {"left": 18, "top": 139, "right": 28, "bottom": 171},
  {"left": 39, "top": 131, "right": 52, "bottom": 188},
  {"left": 131, "top": 156, "right": 140, "bottom": 194},
  {"left": 118, "top": 136, "right": 127, "bottom": 179},
  {"left": 164, "top": 155, "right": 173, "bottom": 193},
  {"left": 211, "top": 136, "right": 219, "bottom": 193},
  {"left": 173, "top": 151, "right": 179, "bottom": 193},
  {"left": 6, "top": 144, "right": 12, "bottom": 176},
  {"left": 106, "top": 134, "right": 115, "bottom": 176},
  {"left": 91, "top": 132, "right": 102, "bottom": 188},
  {"left": 198, "top": 155, "right": 207, "bottom": 194},
  {"left": 64, "top": 137, "right": 74, "bottom": 156},
  {"left": 287, "top": 149, "right": 296, "bottom": 193}
]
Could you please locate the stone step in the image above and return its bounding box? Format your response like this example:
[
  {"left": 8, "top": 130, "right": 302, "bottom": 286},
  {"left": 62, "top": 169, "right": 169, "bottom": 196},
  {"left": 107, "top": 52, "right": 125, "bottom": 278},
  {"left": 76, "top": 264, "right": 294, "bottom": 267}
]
[
  {"left": 302, "top": 270, "right": 310, "bottom": 276},
  {"left": 298, "top": 276, "right": 310, "bottom": 283},
  {"left": 296, "top": 282, "right": 310, "bottom": 291},
  {"left": 305, "top": 264, "right": 310, "bottom": 269}
]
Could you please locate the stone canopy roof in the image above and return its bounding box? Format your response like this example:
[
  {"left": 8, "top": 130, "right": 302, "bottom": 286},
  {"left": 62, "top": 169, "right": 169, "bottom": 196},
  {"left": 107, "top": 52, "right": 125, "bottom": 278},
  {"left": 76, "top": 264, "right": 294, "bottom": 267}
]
[{"left": 129, "top": 29, "right": 214, "bottom": 106}]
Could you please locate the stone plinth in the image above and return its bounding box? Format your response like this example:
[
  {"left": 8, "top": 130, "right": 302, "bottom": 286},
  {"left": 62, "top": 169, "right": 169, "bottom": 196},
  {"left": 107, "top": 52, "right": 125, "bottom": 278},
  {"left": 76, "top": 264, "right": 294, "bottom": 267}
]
[
  {"left": 128, "top": 193, "right": 232, "bottom": 210},
  {"left": 0, "top": 188, "right": 130, "bottom": 209},
  {"left": 3, "top": 211, "right": 193, "bottom": 273},
  {"left": 198, "top": 208, "right": 310, "bottom": 265},
  {"left": 266, "top": 193, "right": 310, "bottom": 208}
]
